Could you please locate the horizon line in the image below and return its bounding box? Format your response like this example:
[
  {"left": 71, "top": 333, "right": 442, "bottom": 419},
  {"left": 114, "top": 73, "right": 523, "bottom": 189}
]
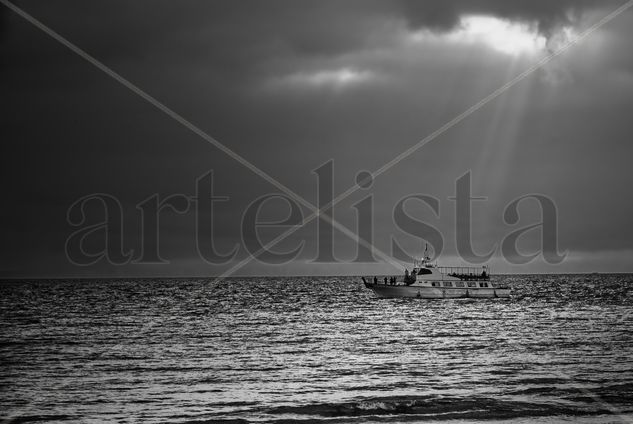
[{"left": 0, "top": 271, "right": 631, "bottom": 281}]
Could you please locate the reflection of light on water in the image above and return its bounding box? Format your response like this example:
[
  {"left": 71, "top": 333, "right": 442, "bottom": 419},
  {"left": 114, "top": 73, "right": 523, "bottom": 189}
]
[{"left": 2, "top": 276, "right": 632, "bottom": 422}]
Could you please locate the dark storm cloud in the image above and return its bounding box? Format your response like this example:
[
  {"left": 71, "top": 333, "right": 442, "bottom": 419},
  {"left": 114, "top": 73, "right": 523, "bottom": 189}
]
[
  {"left": 1, "top": 1, "right": 386, "bottom": 62},
  {"left": 0, "top": 0, "right": 623, "bottom": 81},
  {"left": 399, "top": 0, "right": 622, "bottom": 37},
  {"left": 2, "top": 1, "right": 616, "bottom": 63}
]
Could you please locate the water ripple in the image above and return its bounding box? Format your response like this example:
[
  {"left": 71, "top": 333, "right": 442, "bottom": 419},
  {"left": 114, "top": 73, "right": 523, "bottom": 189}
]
[{"left": 0, "top": 274, "right": 632, "bottom": 423}]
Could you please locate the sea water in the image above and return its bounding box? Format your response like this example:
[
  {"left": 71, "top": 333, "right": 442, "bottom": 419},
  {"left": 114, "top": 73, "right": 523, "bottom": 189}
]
[{"left": 1, "top": 274, "right": 632, "bottom": 423}]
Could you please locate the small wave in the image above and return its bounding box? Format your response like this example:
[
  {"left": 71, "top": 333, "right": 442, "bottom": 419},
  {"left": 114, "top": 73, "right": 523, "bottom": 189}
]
[
  {"left": 182, "top": 420, "right": 248, "bottom": 424},
  {"left": 266, "top": 395, "right": 608, "bottom": 420},
  {"left": 3, "top": 414, "right": 77, "bottom": 423}
]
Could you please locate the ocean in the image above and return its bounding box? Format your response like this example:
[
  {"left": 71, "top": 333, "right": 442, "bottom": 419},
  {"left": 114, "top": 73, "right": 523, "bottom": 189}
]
[{"left": 1, "top": 274, "right": 632, "bottom": 423}]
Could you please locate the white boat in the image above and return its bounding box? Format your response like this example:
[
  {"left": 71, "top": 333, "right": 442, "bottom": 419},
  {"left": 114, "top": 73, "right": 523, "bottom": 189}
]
[{"left": 362, "top": 248, "right": 510, "bottom": 299}]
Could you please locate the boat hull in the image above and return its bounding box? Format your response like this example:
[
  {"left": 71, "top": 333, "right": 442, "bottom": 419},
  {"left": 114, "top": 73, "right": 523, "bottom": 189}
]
[{"left": 365, "top": 283, "right": 510, "bottom": 299}]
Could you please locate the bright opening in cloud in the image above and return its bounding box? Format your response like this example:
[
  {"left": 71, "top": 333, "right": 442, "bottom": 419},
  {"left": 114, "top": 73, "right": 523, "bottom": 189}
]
[
  {"left": 281, "top": 68, "right": 373, "bottom": 88},
  {"left": 452, "top": 15, "right": 547, "bottom": 55},
  {"left": 411, "top": 15, "right": 548, "bottom": 56}
]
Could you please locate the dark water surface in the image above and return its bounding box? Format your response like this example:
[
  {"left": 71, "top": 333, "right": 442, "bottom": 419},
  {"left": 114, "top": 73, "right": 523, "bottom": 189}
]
[{"left": 1, "top": 275, "right": 632, "bottom": 423}]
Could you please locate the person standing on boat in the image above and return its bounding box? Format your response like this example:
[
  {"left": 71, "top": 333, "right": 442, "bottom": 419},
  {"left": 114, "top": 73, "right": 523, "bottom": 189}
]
[
  {"left": 405, "top": 268, "right": 416, "bottom": 284},
  {"left": 373, "top": 276, "right": 378, "bottom": 285}
]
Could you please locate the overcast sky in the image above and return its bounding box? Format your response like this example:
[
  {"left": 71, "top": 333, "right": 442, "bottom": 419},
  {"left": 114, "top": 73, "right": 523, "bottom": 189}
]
[{"left": 2, "top": 0, "right": 633, "bottom": 277}]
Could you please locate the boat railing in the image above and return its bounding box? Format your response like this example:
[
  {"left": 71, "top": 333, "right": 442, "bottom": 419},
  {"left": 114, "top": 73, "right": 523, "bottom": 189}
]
[{"left": 439, "top": 266, "right": 490, "bottom": 280}]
